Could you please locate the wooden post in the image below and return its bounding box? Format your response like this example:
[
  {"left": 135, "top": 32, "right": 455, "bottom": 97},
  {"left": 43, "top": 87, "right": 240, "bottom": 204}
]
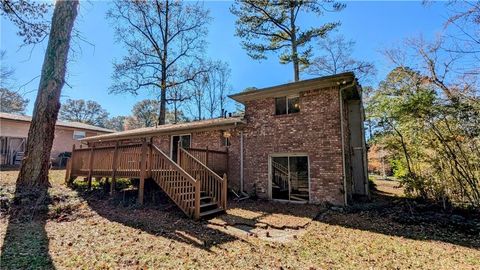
[
  {"left": 205, "top": 146, "right": 209, "bottom": 167},
  {"left": 110, "top": 141, "right": 119, "bottom": 195},
  {"left": 65, "top": 144, "right": 75, "bottom": 184},
  {"left": 87, "top": 144, "right": 94, "bottom": 190},
  {"left": 177, "top": 140, "right": 181, "bottom": 165},
  {"left": 194, "top": 178, "right": 201, "bottom": 220},
  {"left": 222, "top": 173, "right": 228, "bottom": 210},
  {"left": 138, "top": 140, "right": 148, "bottom": 205},
  {"left": 148, "top": 138, "right": 153, "bottom": 178}
]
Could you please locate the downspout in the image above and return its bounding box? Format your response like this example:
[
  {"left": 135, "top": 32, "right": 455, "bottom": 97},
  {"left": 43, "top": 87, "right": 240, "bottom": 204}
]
[
  {"left": 339, "top": 80, "right": 356, "bottom": 206},
  {"left": 359, "top": 92, "right": 370, "bottom": 198},
  {"left": 240, "top": 130, "right": 244, "bottom": 194}
]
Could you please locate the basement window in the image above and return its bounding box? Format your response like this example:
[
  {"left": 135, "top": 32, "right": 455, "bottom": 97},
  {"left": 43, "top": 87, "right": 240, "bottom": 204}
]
[
  {"left": 275, "top": 95, "right": 300, "bottom": 115},
  {"left": 73, "top": 130, "right": 86, "bottom": 140}
]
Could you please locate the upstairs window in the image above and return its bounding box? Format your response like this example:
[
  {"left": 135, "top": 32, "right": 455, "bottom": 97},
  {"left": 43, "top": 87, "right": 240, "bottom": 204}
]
[
  {"left": 275, "top": 95, "right": 300, "bottom": 115},
  {"left": 73, "top": 130, "right": 86, "bottom": 140}
]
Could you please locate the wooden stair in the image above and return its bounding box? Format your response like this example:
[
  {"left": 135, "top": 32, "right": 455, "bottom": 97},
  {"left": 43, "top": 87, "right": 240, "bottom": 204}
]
[
  {"left": 148, "top": 145, "right": 227, "bottom": 219},
  {"left": 178, "top": 148, "right": 227, "bottom": 219}
]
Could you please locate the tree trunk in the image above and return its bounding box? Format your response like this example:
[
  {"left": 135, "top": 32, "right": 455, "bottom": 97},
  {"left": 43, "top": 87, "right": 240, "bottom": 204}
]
[
  {"left": 16, "top": 0, "right": 78, "bottom": 193},
  {"left": 158, "top": 0, "right": 169, "bottom": 125},
  {"left": 290, "top": 3, "right": 299, "bottom": 82}
]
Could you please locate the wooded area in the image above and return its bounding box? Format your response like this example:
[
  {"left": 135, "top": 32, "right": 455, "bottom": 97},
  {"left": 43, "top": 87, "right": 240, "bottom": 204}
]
[{"left": 366, "top": 2, "right": 480, "bottom": 208}]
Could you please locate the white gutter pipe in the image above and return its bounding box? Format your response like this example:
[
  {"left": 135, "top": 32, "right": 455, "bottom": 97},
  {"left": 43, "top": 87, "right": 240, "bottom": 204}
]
[{"left": 240, "top": 130, "right": 244, "bottom": 193}]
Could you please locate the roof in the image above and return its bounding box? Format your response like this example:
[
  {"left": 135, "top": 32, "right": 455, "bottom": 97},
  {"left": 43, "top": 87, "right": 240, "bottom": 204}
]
[
  {"left": 0, "top": 112, "right": 114, "bottom": 133},
  {"left": 229, "top": 72, "right": 357, "bottom": 104},
  {"left": 81, "top": 116, "right": 246, "bottom": 142}
]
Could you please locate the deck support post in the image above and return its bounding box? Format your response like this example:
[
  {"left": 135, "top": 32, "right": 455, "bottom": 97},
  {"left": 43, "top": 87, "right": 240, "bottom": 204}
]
[
  {"left": 138, "top": 139, "right": 148, "bottom": 205},
  {"left": 222, "top": 173, "right": 228, "bottom": 210},
  {"left": 65, "top": 144, "right": 75, "bottom": 185},
  {"left": 194, "top": 178, "right": 201, "bottom": 220},
  {"left": 87, "top": 144, "right": 94, "bottom": 190},
  {"left": 110, "top": 141, "right": 119, "bottom": 195}
]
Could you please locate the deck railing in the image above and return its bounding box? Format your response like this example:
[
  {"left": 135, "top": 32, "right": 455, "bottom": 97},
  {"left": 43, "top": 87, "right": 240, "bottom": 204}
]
[
  {"left": 178, "top": 147, "right": 227, "bottom": 210},
  {"left": 65, "top": 142, "right": 229, "bottom": 219},
  {"left": 184, "top": 147, "right": 228, "bottom": 176}
]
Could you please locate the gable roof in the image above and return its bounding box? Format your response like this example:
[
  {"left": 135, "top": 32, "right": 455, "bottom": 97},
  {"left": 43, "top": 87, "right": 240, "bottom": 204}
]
[
  {"left": 229, "top": 72, "right": 357, "bottom": 104},
  {"left": 0, "top": 112, "right": 114, "bottom": 133},
  {"left": 81, "top": 116, "right": 246, "bottom": 142}
]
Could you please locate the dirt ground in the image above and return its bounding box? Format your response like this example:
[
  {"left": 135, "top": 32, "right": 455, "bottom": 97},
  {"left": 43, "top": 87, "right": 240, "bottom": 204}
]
[{"left": 0, "top": 170, "right": 479, "bottom": 269}]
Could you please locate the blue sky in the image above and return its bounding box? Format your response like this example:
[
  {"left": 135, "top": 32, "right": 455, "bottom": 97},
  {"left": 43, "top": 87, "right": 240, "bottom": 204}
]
[{"left": 1, "top": 1, "right": 449, "bottom": 117}]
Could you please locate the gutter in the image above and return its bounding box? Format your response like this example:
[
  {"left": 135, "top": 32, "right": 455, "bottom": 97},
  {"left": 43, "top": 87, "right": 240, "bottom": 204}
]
[{"left": 338, "top": 80, "right": 356, "bottom": 206}]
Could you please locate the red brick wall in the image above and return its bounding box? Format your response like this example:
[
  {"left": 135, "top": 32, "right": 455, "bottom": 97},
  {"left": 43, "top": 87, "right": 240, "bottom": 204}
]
[
  {"left": 152, "top": 130, "right": 242, "bottom": 190},
  {"left": 152, "top": 130, "right": 227, "bottom": 156},
  {"left": 241, "top": 86, "right": 346, "bottom": 205}
]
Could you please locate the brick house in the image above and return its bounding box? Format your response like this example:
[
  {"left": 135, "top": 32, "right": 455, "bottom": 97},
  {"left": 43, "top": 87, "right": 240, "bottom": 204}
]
[
  {"left": 0, "top": 112, "right": 113, "bottom": 166},
  {"left": 79, "top": 72, "right": 368, "bottom": 208}
]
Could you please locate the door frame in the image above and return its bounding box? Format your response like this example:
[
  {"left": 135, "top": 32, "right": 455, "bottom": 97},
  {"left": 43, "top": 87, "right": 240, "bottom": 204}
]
[
  {"left": 268, "top": 153, "right": 311, "bottom": 203},
  {"left": 170, "top": 133, "right": 192, "bottom": 159}
]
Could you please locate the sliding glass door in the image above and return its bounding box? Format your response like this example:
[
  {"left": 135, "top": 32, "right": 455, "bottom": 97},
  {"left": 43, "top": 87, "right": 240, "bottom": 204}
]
[{"left": 271, "top": 155, "right": 309, "bottom": 202}]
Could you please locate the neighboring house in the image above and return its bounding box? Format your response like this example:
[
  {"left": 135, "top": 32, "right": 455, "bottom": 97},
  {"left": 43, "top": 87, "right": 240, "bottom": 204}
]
[
  {"left": 78, "top": 72, "right": 368, "bottom": 209},
  {"left": 0, "top": 112, "right": 113, "bottom": 166}
]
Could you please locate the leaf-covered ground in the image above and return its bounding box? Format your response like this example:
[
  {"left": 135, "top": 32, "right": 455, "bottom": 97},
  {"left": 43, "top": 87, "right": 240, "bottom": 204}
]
[{"left": 0, "top": 170, "right": 479, "bottom": 269}]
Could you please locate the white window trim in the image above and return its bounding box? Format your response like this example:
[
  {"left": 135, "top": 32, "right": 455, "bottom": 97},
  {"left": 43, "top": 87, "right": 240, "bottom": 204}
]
[{"left": 73, "top": 130, "right": 86, "bottom": 140}]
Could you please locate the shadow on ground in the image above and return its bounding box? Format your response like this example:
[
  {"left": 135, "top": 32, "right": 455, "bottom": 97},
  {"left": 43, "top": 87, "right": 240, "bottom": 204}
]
[
  {"left": 317, "top": 191, "right": 480, "bottom": 249},
  {"left": 76, "top": 178, "right": 323, "bottom": 250},
  {"left": 77, "top": 179, "right": 244, "bottom": 251},
  {"left": 0, "top": 188, "right": 54, "bottom": 269},
  {"left": 76, "top": 178, "right": 480, "bottom": 251}
]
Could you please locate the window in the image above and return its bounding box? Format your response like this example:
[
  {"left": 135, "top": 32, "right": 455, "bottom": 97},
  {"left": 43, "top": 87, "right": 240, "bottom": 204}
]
[
  {"left": 73, "top": 130, "right": 86, "bottom": 140},
  {"left": 275, "top": 95, "right": 300, "bottom": 115},
  {"left": 221, "top": 131, "right": 231, "bottom": 147},
  {"left": 222, "top": 137, "right": 231, "bottom": 147}
]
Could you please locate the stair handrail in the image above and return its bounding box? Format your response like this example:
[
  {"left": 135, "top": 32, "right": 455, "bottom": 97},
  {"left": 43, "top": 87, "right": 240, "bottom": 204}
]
[
  {"left": 151, "top": 144, "right": 197, "bottom": 185},
  {"left": 179, "top": 147, "right": 227, "bottom": 210},
  {"left": 151, "top": 144, "right": 201, "bottom": 219}
]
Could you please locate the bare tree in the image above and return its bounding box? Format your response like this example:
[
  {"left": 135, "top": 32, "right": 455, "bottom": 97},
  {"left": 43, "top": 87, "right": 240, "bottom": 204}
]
[
  {"left": 307, "top": 35, "right": 376, "bottom": 83},
  {"left": 203, "top": 61, "right": 232, "bottom": 118},
  {"left": 0, "top": 88, "right": 29, "bottom": 114},
  {"left": 167, "top": 84, "right": 190, "bottom": 124},
  {"left": 0, "top": 50, "right": 15, "bottom": 88},
  {"left": 127, "top": 99, "right": 187, "bottom": 128},
  {"left": 0, "top": 0, "right": 51, "bottom": 44},
  {"left": 104, "top": 115, "right": 126, "bottom": 131},
  {"left": 16, "top": 0, "right": 78, "bottom": 193},
  {"left": 131, "top": 99, "right": 159, "bottom": 128},
  {"left": 107, "top": 0, "right": 211, "bottom": 125},
  {"left": 59, "top": 99, "right": 109, "bottom": 127},
  {"left": 231, "top": 0, "right": 345, "bottom": 81},
  {"left": 188, "top": 74, "right": 207, "bottom": 121}
]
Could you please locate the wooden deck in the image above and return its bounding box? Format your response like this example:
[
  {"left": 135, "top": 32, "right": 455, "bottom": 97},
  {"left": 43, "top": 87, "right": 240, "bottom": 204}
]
[{"left": 66, "top": 142, "right": 228, "bottom": 219}]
